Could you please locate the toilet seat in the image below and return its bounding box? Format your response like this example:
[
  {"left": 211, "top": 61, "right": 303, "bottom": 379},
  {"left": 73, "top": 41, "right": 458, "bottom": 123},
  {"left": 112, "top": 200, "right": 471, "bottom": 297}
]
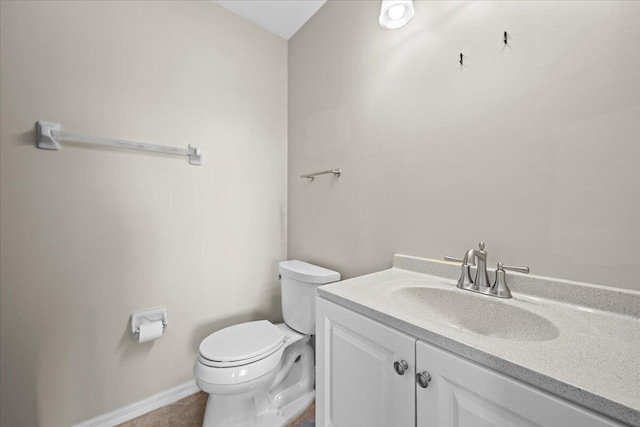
[
  {"left": 198, "top": 342, "right": 284, "bottom": 368},
  {"left": 195, "top": 321, "right": 297, "bottom": 388},
  {"left": 198, "top": 320, "right": 286, "bottom": 368}
]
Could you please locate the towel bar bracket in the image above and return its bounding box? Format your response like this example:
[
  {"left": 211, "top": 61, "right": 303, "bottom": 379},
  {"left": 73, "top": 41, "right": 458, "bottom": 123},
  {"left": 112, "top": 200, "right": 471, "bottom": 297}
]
[
  {"left": 36, "top": 121, "right": 62, "bottom": 150},
  {"left": 188, "top": 145, "right": 202, "bottom": 165}
]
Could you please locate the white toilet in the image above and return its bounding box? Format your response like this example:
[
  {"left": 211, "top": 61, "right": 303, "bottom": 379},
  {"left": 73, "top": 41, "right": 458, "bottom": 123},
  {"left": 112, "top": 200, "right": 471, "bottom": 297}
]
[{"left": 194, "top": 260, "right": 340, "bottom": 427}]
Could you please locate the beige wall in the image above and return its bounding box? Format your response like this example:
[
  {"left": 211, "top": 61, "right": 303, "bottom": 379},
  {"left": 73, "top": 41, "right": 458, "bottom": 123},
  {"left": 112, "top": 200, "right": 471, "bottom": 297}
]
[
  {"left": 288, "top": 0, "right": 640, "bottom": 291},
  {"left": 0, "top": 1, "right": 287, "bottom": 426}
]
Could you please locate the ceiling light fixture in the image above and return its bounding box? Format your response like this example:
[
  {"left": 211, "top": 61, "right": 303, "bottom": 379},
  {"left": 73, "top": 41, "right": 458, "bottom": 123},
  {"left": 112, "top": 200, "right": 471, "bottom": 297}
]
[{"left": 379, "top": 0, "right": 414, "bottom": 30}]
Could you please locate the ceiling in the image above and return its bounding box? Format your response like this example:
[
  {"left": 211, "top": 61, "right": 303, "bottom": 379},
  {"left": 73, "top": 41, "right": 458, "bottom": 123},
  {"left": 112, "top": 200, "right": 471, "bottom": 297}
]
[{"left": 214, "top": 0, "right": 327, "bottom": 40}]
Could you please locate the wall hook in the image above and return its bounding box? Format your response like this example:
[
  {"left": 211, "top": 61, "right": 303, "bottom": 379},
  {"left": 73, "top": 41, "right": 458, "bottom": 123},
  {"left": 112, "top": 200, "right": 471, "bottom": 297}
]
[
  {"left": 459, "top": 53, "right": 463, "bottom": 65},
  {"left": 504, "top": 31, "right": 508, "bottom": 45}
]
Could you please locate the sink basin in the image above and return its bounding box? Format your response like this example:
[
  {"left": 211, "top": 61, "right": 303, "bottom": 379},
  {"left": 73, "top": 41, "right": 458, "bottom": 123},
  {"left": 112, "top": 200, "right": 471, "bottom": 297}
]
[{"left": 391, "top": 286, "right": 560, "bottom": 342}]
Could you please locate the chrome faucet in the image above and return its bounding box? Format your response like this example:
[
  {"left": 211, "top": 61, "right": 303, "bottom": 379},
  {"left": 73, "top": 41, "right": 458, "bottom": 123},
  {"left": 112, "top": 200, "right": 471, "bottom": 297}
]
[{"left": 445, "top": 242, "right": 530, "bottom": 299}]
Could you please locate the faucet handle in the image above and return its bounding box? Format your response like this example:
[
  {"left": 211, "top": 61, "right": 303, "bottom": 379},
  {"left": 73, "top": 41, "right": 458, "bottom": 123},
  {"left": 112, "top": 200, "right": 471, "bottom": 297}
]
[
  {"left": 478, "top": 241, "right": 485, "bottom": 250},
  {"left": 490, "top": 262, "right": 530, "bottom": 298},
  {"left": 500, "top": 263, "right": 530, "bottom": 274}
]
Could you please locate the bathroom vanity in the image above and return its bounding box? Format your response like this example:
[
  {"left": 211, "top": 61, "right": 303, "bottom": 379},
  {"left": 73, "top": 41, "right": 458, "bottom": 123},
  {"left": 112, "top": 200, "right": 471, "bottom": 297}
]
[{"left": 315, "top": 255, "right": 640, "bottom": 427}]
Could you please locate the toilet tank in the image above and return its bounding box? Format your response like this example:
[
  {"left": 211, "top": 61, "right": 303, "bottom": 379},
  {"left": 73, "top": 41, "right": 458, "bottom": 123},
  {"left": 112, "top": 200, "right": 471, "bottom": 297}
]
[{"left": 279, "top": 260, "right": 340, "bottom": 335}]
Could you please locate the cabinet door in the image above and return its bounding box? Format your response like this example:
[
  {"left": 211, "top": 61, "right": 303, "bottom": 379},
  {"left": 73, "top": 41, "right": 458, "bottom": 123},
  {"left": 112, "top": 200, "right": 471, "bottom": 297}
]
[
  {"left": 416, "top": 340, "right": 625, "bottom": 427},
  {"left": 316, "top": 298, "right": 416, "bottom": 427}
]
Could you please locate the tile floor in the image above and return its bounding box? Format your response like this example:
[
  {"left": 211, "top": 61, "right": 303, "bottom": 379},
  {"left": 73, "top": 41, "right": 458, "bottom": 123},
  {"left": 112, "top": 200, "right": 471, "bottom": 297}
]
[{"left": 117, "top": 392, "right": 315, "bottom": 427}]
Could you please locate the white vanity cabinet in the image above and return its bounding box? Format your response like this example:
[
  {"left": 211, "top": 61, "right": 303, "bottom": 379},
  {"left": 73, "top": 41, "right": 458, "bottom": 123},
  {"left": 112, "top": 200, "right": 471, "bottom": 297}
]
[
  {"left": 317, "top": 298, "right": 626, "bottom": 427},
  {"left": 316, "top": 297, "right": 416, "bottom": 427},
  {"left": 416, "top": 340, "right": 624, "bottom": 427}
]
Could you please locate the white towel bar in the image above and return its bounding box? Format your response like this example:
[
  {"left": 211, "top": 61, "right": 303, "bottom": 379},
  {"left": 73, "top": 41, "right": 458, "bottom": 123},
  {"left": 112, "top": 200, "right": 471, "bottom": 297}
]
[{"left": 36, "top": 121, "right": 202, "bottom": 165}]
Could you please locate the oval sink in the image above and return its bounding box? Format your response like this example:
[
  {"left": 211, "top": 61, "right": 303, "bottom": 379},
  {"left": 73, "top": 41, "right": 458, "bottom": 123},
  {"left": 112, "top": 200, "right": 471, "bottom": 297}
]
[{"left": 391, "top": 286, "right": 559, "bottom": 342}]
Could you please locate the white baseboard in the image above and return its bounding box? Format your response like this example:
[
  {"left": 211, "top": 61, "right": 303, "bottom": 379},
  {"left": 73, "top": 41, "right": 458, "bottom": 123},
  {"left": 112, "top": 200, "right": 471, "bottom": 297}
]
[{"left": 72, "top": 380, "right": 200, "bottom": 427}]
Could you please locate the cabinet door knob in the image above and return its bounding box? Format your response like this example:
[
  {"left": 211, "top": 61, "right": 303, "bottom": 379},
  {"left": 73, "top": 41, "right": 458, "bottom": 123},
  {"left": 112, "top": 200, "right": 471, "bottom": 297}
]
[
  {"left": 393, "top": 360, "right": 409, "bottom": 375},
  {"left": 416, "top": 371, "right": 432, "bottom": 388}
]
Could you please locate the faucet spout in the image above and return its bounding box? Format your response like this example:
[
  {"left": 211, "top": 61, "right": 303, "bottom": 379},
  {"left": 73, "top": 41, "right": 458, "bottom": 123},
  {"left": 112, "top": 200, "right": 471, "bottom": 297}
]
[
  {"left": 463, "top": 248, "right": 477, "bottom": 266},
  {"left": 465, "top": 242, "right": 490, "bottom": 291},
  {"left": 447, "top": 242, "right": 490, "bottom": 291},
  {"left": 455, "top": 247, "right": 479, "bottom": 290}
]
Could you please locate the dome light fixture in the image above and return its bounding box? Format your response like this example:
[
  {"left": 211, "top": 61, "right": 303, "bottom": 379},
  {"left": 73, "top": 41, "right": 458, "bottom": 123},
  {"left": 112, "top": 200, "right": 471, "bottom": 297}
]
[{"left": 379, "top": 0, "right": 414, "bottom": 30}]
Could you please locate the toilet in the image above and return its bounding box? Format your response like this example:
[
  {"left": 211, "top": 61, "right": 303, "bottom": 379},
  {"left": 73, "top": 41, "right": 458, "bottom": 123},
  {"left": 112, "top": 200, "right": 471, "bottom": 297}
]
[{"left": 194, "top": 260, "right": 340, "bottom": 427}]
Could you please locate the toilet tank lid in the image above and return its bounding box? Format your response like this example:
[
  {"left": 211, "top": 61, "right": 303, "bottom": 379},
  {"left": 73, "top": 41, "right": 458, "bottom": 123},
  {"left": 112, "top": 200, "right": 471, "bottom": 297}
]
[{"left": 279, "top": 260, "right": 340, "bottom": 284}]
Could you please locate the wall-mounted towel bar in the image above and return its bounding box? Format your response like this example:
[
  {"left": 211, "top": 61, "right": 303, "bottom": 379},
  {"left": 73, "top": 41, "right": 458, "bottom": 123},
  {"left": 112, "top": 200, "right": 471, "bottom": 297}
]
[
  {"left": 300, "top": 168, "right": 342, "bottom": 181},
  {"left": 36, "top": 121, "right": 202, "bottom": 165}
]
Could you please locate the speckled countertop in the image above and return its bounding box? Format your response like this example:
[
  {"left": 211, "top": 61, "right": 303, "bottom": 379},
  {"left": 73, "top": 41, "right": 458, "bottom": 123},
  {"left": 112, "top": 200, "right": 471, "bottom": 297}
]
[{"left": 318, "top": 255, "right": 640, "bottom": 427}]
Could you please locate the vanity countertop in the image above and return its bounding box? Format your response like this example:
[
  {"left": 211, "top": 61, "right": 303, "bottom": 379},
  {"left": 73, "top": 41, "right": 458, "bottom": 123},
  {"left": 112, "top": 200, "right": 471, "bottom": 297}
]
[{"left": 317, "top": 255, "right": 640, "bottom": 427}]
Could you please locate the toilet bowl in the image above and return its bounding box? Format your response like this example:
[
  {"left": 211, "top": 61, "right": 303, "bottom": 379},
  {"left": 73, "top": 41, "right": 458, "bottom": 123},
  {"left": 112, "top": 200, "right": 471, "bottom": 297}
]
[{"left": 194, "top": 260, "right": 340, "bottom": 427}]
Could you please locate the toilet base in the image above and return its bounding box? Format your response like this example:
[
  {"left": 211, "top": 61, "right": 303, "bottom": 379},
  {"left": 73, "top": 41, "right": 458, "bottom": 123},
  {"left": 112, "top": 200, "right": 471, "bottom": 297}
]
[
  {"left": 255, "top": 390, "right": 314, "bottom": 427},
  {"left": 202, "top": 338, "right": 315, "bottom": 427},
  {"left": 202, "top": 388, "right": 314, "bottom": 427}
]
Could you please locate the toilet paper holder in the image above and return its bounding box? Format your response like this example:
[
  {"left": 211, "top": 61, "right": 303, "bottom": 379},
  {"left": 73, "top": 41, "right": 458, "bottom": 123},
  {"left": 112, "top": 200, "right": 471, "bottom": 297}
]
[{"left": 131, "top": 307, "right": 168, "bottom": 337}]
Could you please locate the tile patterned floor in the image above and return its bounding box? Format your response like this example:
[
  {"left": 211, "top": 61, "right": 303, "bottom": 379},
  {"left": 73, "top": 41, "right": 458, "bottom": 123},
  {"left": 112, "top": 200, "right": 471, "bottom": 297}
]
[{"left": 117, "top": 392, "right": 315, "bottom": 427}]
